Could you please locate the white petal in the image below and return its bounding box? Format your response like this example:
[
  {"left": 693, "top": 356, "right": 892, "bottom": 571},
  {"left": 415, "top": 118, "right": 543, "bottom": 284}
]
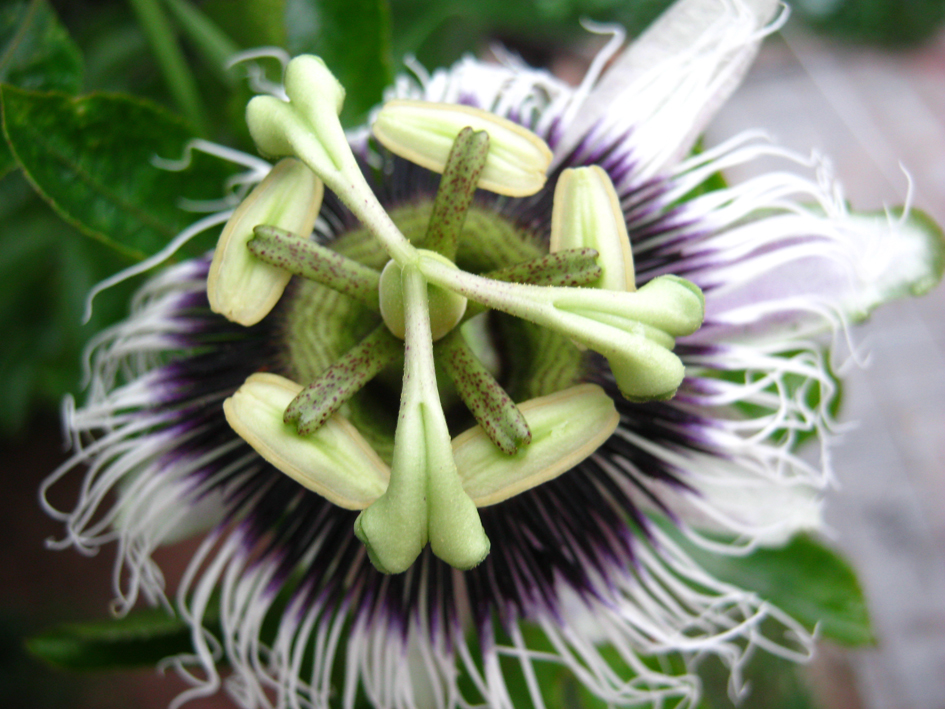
[
  {"left": 838, "top": 209, "right": 944, "bottom": 319},
  {"left": 693, "top": 202, "right": 943, "bottom": 346},
  {"left": 553, "top": 0, "right": 782, "bottom": 180}
]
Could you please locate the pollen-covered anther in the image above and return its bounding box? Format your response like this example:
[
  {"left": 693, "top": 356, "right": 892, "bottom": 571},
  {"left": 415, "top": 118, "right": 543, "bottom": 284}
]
[
  {"left": 207, "top": 158, "right": 323, "bottom": 326},
  {"left": 223, "top": 373, "right": 390, "bottom": 509},
  {"left": 435, "top": 329, "right": 532, "bottom": 455},
  {"left": 454, "top": 384, "right": 619, "bottom": 507},
  {"left": 372, "top": 99, "right": 553, "bottom": 197},
  {"left": 422, "top": 126, "right": 490, "bottom": 260},
  {"left": 248, "top": 224, "right": 381, "bottom": 310},
  {"left": 551, "top": 165, "right": 636, "bottom": 291},
  {"left": 284, "top": 325, "right": 402, "bottom": 435}
]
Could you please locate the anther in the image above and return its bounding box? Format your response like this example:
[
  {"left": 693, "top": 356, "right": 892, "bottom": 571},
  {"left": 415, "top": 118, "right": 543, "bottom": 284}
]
[{"left": 284, "top": 325, "right": 403, "bottom": 435}]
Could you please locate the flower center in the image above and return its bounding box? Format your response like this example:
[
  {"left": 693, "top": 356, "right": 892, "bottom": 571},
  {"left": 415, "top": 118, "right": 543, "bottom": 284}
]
[
  {"left": 216, "top": 54, "right": 704, "bottom": 573},
  {"left": 278, "top": 199, "right": 587, "bottom": 464}
]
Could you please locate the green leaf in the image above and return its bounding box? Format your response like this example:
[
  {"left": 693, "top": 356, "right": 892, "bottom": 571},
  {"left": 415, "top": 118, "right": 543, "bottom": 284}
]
[
  {"left": 795, "top": 0, "right": 945, "bottom": 47},
  {"left": 682, "top": 532, "right": 875, "bottom": 647},
  {"left": 0, "top": 120, "right": 13, "bottom": 176},
  {"left": 284, "top": 0, "right": 393, "bottom": 125},
  {"left": 0, "top": 0, "right": 83, "bottom": 176},
  {"left": 390, "top": 0, "right": 673, "bottom": 69},
  {"left": 0, "top": 172, "right": 132, "bottom": 434},
  {"left": 0, "top": 86, "right": 237, "bottom": 261},
  {"left": 26, "top": 609, "right": 196, "bottom": 670},
  {"left": 0, "top": 0, "right": 83, "bottom": 93},
  {"left": 698, "top": 643, "right": 817, "bottom": 709},
  {"left": 204, "top": 0, "right": 286, "bottom": 49}
]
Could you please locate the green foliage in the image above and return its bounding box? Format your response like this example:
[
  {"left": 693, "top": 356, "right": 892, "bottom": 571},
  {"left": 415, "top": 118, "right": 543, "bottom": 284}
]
[
  {"left": 1, "top": 86, "right": 236, "bottom": 260},
  {"left": 0, "top": 172, "right": 132, "bottom": 433},
  {"left": 794, "top": 0, "right": 945, "bottom": 47},
  {"left": 0, "top": 0, "right": 82, "bottom": 93},
  {"left": 285, "top": 0, "right": 394, "bottom": 125},
  {"left": 390, "top": 0, "right": 673, "bottom": 69},
  {"left": 26, "top": 608, "right": 199, "bottom": 670},
  {"left": 203, "top": 0, "right": 287, "bottom": 50},
  {"left": 0, "top": 0, "right": 83, "bottom": 175},
  {"left": 678, "top": 531, "right": 875, "bottom": 647},
  {"left": 697, "top": 645, "right": 818, "bottom": 709}
]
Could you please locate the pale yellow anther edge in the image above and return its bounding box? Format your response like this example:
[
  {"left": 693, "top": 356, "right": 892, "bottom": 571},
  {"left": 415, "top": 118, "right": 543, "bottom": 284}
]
[
  {"left": 372, "top": 100, "right": 553, "bottom": 198},
  {"left": 208, "top": 158, "right": 323, "bottom": 326},
  {"left": 223, "top": 373, "right": 390, "bottom": 509},
  {"left": 550, "top": 166, "right": 635, "bottom": 292},
  {"left": 454, "top": 384, "right": 619, "bottom": 507}
]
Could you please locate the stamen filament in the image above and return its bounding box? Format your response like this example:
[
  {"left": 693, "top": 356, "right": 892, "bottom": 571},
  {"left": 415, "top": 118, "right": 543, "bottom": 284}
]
[
  {"left": 483, "top": 247, "right": 603, "bottom": 288},
  {"left": 249, "top": 225, "right": 381, "bottom": 310},
  {"left": 462, "top": 248, "right": 603, "bottom": 320}
]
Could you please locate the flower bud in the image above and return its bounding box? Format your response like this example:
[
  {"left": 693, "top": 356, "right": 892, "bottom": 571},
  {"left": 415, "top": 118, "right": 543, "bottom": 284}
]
[
  {"left": 550, "top": 166, "right": 635, "bottom": 291},
  {"left": 455, "top": 385, "right": 618, "bottom": 507},
  {"left": 552, "top": 275, "right": 705, "bottom": 400},
  {"left": 418, "top": 256, "right": 706, "bottom": 403},
  {"left": 223, "top": 373, "right": 390, "bottom": 509},
  {"left": 372, "top": 99, "right": 553, "bottom": 197},
  {"left": 208, "top": 158, "right": 323, "bottom": 326}
]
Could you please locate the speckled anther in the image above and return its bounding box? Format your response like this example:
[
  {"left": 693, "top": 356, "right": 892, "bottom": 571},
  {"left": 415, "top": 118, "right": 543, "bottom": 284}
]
[{"left": 284, "top": 325, "right": 402, "bottom": 436}]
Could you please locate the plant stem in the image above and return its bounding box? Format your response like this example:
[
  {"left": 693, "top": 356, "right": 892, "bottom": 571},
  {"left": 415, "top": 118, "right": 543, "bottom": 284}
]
[
  {"left": 162, "top": 0, "right": 241, "bottom": 85},
  {"left": 128, "top": 0, "right": 209, "bottom": 135}
]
